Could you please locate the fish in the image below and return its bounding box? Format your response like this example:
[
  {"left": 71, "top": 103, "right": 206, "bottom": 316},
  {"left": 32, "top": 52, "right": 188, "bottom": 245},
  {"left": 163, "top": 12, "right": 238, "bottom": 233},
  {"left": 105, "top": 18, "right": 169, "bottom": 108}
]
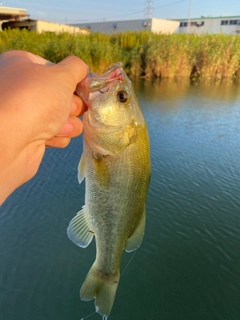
[{"left": 67, "top": 62, "right": 151, "bottom": 319}]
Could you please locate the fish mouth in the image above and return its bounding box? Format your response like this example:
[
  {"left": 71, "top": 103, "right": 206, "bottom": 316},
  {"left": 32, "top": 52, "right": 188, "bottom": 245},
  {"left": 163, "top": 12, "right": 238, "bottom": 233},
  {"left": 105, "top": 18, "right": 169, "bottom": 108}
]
[
  {"left": 98, "top": 62, "right": 123, "bottom": 82},
  {"left": 76, "top": 62, "right": 124, "bottom": 103}
]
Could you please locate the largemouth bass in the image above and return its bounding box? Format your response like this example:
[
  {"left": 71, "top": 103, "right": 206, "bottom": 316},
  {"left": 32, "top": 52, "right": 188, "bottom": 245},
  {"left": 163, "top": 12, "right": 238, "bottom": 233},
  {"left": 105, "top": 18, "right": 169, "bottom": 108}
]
[{"left": 67, "top": 62, "right": 151, "bottom": 319}]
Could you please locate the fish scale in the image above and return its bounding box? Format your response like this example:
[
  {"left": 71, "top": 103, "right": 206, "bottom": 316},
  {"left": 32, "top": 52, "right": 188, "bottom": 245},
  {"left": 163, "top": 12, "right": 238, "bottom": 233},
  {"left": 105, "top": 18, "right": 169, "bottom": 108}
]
[{"left": 67, "top": 62, "right": 150, "bottom": 319}]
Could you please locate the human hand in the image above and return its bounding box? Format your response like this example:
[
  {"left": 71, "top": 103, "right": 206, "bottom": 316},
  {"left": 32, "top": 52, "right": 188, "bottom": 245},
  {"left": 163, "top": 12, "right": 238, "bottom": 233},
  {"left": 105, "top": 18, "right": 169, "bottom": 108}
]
[{"left": 0, "top": 50, "right": 88, "bottom": 204}]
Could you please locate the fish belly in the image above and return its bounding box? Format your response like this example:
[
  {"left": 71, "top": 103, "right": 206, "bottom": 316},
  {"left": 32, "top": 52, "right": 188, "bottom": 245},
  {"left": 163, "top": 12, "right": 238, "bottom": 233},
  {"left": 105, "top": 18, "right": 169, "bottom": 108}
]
[{"left": 80, "top": 127, "right": 150, "bottom": 318}]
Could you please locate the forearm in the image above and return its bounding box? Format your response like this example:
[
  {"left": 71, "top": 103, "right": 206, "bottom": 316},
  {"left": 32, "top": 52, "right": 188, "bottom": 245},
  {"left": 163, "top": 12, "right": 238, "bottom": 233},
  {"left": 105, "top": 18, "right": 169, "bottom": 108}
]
[
  {"left": 0, "top": 50, "right": 88, "bottom": 204},
  {"left": 0, "top": 151, "right": 23, "bottom": 205},
  {"left": 0, "top": 100, "right": 41, "bottom": 204},
  {"left": 0, "top": 125, "right": 24, "bottom": 204},
  {"left": 0, "top": 163, "right": 21, "bottom": 205},
  {"left": 0, "top": 138, "right": 45, "bottom": 204}
]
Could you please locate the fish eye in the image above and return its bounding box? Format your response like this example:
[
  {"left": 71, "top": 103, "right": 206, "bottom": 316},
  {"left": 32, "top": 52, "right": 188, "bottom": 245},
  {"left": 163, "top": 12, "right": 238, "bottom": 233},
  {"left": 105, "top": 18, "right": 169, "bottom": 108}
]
[{"left": 117, "top": 90, "right": 129, "bottom": 103}]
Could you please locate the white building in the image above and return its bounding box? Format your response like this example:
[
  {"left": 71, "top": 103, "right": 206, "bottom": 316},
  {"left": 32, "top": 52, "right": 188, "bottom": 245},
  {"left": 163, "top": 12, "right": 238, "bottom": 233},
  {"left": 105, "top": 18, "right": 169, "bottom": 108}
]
[
  {"left": 72, "top": 18, "right": 180, "bottom": 34},
  {"left": 0, "top": 6, "right": 27, "bottom": 30},
  {"left": 176, "top": 16, "right": 240, "bottom": 34},
  {"left": 2, "top": 18, "right": 89, "bottom": 34},
  {"left": 0, "top": 6, "right": 88, "bottom": 34}
]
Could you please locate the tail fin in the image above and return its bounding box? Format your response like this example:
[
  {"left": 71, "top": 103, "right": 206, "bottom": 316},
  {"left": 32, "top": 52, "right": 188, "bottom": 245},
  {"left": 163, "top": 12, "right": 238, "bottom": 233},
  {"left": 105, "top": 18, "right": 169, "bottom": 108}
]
[{"left": 80, "top": 263, "right": 120, "bottom": 319}]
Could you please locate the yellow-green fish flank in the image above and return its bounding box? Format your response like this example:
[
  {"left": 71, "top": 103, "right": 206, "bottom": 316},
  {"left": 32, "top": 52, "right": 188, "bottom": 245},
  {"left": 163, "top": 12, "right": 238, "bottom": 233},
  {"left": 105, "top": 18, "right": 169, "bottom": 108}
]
[{"left": 67, "top": 62, "right": 151, "bottom": 319}]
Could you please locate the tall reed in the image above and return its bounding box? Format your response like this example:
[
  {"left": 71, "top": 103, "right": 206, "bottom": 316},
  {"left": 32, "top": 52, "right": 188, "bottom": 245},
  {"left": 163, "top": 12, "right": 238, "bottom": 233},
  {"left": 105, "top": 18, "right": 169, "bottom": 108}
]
[{"left": 1, "top": 29, "right": 240, "bottom": 80}]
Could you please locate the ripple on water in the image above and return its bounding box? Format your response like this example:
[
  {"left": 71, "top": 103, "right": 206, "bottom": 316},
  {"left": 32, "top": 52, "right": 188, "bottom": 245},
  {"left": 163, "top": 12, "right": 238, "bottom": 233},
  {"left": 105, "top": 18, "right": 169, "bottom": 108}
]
[{"left": 2, "top": 84, "right": 240, "bottom": 319}]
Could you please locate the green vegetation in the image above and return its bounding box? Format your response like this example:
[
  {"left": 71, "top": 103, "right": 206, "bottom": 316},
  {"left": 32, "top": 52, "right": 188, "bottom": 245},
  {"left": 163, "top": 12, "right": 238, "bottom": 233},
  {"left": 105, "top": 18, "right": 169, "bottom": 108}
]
[{"left": 1, "top": 29, "right": 240, "bottom": 80}]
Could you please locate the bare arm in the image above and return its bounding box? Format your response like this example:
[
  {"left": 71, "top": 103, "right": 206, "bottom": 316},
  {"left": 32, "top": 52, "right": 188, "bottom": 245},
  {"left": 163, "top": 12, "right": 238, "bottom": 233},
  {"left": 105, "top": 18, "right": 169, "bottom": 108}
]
[{"left": 0, "top": 50, "right": 88, "bottom": 204}]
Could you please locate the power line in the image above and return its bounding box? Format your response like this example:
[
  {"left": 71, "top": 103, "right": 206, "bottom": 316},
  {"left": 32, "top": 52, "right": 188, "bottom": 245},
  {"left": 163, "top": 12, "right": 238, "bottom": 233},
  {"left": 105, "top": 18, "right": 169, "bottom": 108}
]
[
  {"left": 75, "top": 0, "right": 189, "bottom": 22},
  {"left": 104, "top": 0, "right": 188, "bottom": 21},
  {"left": 155, "top": 0, "right": 188, "bottom": 10},
  {"left": 5, "top": 0, "right": 190, "bottom": 23}
]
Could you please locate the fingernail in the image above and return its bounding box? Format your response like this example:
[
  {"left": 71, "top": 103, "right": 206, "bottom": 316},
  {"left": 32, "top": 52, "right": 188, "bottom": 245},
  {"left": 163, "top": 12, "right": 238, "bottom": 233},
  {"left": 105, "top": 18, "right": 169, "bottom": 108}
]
[
  {"left": 57, "top": 122, "right": 73, "bottom": 136},
  {"left": 71, "top": 101, "right": 77, "bottom": 112}
]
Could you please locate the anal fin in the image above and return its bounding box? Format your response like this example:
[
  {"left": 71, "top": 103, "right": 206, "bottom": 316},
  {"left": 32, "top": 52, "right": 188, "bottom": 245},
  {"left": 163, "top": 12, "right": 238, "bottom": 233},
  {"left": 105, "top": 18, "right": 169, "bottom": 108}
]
[
  {"left": 67, "top": 206, "right": 94, "bottom": 248},
  {"left": 125, "top": 207, "right": 146, "bottom": 252}
]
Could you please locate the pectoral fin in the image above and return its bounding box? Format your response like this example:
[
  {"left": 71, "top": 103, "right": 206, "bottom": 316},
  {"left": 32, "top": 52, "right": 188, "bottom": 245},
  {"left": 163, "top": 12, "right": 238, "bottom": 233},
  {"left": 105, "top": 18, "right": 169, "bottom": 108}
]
[
  {"left": 93, "top": 154, "right": 110, "bottom": 188},
  {"left": 125, "top": 208, "right": 146, "bottom": 252},
  {"left": 78, "top": 153, "right": 86, "bottom": 184},
  {"left": 67, "top": 206, "right": 94, "bottom": 248}
]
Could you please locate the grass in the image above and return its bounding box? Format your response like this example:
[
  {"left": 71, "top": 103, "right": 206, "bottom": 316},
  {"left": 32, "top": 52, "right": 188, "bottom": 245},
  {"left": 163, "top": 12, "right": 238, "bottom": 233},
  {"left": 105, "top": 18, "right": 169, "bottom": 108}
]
[{"left": 1, "top": 28, "right": 240, "bottom": 80}]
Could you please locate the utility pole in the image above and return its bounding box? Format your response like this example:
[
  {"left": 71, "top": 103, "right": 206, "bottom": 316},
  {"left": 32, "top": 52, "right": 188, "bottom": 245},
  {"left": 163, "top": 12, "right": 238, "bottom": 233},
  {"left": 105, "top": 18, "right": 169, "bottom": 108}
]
[
  {"left": 145, "top": 0, "right": 154, "bottom": 19},
  {"left": 187, "top": 0, "right": 192, "bottom": 33}
]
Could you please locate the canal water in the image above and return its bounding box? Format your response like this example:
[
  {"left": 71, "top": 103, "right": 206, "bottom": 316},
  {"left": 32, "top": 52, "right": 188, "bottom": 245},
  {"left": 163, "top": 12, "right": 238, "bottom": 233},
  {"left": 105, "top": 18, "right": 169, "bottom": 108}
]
[{"left": 0, "top": 79, "right": 240, "bottom": 320}]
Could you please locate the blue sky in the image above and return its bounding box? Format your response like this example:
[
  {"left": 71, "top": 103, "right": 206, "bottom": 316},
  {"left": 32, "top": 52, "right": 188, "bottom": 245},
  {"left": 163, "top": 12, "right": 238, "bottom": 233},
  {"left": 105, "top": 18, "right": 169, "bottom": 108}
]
[{"left": 1, "top": 0, "right": 240, "bottom": 24}]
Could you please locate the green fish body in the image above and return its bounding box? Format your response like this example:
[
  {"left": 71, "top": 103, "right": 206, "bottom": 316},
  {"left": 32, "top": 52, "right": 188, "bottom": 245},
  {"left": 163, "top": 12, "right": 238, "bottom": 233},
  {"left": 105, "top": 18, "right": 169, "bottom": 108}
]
[{"left": 67, "top": 63, "right": 151, "bottom": 319}]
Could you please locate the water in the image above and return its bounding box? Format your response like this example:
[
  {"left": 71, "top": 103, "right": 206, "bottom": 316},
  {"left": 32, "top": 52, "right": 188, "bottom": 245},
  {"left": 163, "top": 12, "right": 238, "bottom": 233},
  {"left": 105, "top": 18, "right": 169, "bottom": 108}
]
[{"left": 1, "top": 79, "right": 240, "bottom": 320}]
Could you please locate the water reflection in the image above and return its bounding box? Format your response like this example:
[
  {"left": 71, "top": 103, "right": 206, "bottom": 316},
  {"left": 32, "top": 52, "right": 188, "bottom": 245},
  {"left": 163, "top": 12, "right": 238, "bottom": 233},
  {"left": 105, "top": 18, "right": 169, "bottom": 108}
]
[
  {"left": 133, "top": 77, "right": 240, "bottom": 103},
  {"left": 0, "top": 79, "right": 240, "bottom": 320}
]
